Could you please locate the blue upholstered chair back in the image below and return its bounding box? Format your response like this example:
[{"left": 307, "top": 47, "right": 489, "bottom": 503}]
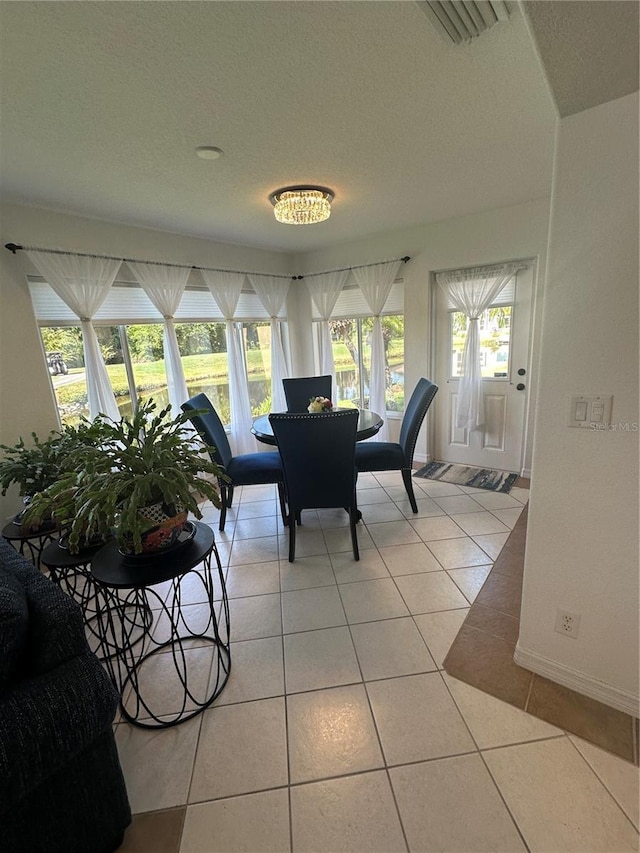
[
  {"left": 181, "top": 393, "right": 233, "bottom": 469},
  {"left": 282, "top": 375, "right": 332, "bottom": 413},
  {"left": 269, "top": 410, "right": 358, "bottom": 510},
  {"left": 398, "top": 378, "right": 439, "bottom": 464}
]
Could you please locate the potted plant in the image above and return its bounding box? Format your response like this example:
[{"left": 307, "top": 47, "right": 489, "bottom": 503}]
[
  {"left": 25, "top": 399, "right": 225, "bottom": 555},
  {"left": 0, "top": 421, "right": 107, "bottom": 528}
]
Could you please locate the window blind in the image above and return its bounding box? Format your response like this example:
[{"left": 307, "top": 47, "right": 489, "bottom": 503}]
[
  {"left": 310, "top": 279, "right": 404, "bottom": 321},
  {"left": 28, "top": 279, "right": 281, "bottom": 325},
  {"left": 445, "top": 276, "right": 517, "bottom": 311}
]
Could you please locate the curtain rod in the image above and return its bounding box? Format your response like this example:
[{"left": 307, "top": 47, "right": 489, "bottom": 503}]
[
  {"left": 296, "top": 256, "right": 410, "bottom": 280},
  {"left": 3, "top": 243, "right": 294, "bottom": 280},
  {"left": 4, "top": 242, "right": 410, "bottom": 281}
]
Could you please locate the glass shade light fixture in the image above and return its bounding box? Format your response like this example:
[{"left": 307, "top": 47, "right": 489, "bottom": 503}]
[{"left": 269, "top": 186, "right": 334, "bottom": 225}]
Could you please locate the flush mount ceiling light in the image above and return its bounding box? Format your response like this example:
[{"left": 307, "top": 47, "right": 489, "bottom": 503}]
[{"left": 269, "top": 186, "right": 334, "bottom": 225}]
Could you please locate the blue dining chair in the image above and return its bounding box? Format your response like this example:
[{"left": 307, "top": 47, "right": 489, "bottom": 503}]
[
  {"left": 282, "top": 375, "right": 332, "bottom": 412},
  {"left": 181, "top": 393, "right": 285, "bottom": 532},
  {"left": 355, "top": 378, "right": 438, "bottom": 513},
  {"left": 269, "top": 409, "right": 360, "bottom": 562}
]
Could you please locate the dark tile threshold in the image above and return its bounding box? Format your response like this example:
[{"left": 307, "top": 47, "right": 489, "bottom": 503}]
[
  {"left": 443, "top": 507, "right": 639, "bottom": 765},
  {"left": 117, "top": 807, "right": 185, "bottom": 853}
]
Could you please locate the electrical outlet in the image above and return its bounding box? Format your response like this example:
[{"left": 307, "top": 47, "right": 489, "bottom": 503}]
[{"left": 555, "top": 609, "right": 580, "bottom": 638}]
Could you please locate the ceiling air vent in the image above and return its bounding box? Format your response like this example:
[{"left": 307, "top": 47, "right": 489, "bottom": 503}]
[{"left": 417, "top": 0, "right": 510, "bottom": 44}]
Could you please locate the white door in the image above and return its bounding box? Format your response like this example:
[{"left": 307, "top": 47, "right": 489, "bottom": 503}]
[{"left": 433, "top": 265, "right": 533, "bottom": 473}]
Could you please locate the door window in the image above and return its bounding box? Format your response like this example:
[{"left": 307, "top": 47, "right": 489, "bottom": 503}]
[{"left": 450, "top": 305, "right": 512, "bottom": 380}]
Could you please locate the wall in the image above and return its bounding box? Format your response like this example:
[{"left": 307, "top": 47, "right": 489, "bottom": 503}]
[
  {"left": 0, "top": 203, "right": 292, "bottom": 520},
  {"left": 297, "top": 197, "right": 551, "bottom": 466},
  {"left": 516, "top": 93, "right": 639, "bottom": 714},
  {"left": 0, "top": 197, "right": 551, "bottom": 522}
]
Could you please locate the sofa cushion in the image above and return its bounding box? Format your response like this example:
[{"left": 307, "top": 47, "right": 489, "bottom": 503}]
[{"left": 0, "top": 562, "right": 29, "bottom": 687}]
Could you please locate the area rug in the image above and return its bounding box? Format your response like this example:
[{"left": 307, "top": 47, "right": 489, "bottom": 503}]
[{"left": 414, "top": 461, "right": 518, "bottom": 493}]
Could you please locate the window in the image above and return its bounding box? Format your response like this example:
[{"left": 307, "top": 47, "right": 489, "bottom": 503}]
[
  {"left": 324, "top": 314, "right": 405, "bottom": 412},
  {"left": 176, "top": 322, "right": 230, "bottom": 422},
  {"left": 450, "top": 305, "right": 512, "bottom": 379},
  {"left": 41, "top": 319, "right": 277, "bottom": 427},
  {"left": 243, "top": 321, "right": 272, "bottom": 416},
  {"left": 310, "top": 278, "right": 405, "bottom": 414},
  {"left": 40, "top": 325, "right": 129, "bottom": 425},
  {"left": 31, "top": 275, "right": 281, "bottom": 427}
]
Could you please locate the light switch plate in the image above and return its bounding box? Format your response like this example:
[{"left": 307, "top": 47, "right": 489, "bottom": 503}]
[{"left": 568, "top": 395, "right": 613, "bottom": 429}]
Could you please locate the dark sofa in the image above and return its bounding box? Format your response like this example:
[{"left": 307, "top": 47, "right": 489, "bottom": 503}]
[{"left": 0, "top": 537, "right": 131, "bottom": 853}]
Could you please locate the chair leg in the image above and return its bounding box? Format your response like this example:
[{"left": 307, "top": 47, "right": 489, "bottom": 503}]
[
  {"left": 219, "top": 485, "right": 229, "bottom": 531},
  {"left": 349, "top": 508, "right": 360, "bottom": 561},
  {"left": 276, "top": 482, "right": 287, "bottom": 526},
  {"left": 288, "top": 512, "right": 296, "bottom": 562},
  {"left": 226, "top": 485, "right": 235, "bottom": 508},
  {"left": 402, "top": 468, "right": 418, "bottom": 513}
]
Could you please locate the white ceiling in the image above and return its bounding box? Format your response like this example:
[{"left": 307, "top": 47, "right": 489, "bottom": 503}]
[{"left": 0, "top": 1, "right": 560, "bottom": 253}]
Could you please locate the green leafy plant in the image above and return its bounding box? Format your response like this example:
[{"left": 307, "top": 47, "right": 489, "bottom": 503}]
[
  {"left": 0, "top": 420, "right": 109, "bottom": 498},
  {"left": 25, "top": 400, "right": 226, "bottom": 554}
]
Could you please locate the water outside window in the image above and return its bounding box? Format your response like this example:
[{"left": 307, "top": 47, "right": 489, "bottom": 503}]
[
  {"left": 330, "top": 315, "right": 404, "bottom": 412},
  {"left": 42, "top": 320, "right": 277, "bottom": 427},
  {"left": 124, "top": 324, "right": 168, "bottom": 411},
  {"left": 42, "top": 315, "right": 402, "bottom": 427},
  {"left": 450, "top": 306, "right": 512, "bottom": 379},
  {"left": 243, "top": 322, "right": 272, "bottom": 415}
]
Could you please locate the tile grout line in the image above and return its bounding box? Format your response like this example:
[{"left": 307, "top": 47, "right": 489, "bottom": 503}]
[
  {"left": 439, "top": 668, "right": 538, "bottom": 852},
  {"left": 564, "top": 737, "right": 640, "bottom": 833},
  {"left": 333, "top": 577, "right": 412, "bottom": 853}
]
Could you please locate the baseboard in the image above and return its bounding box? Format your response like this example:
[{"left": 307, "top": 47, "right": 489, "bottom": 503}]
[
  {"left": 520, "top": 467, "right": 532, "bottom": 478},
  {"left": 413, "top": 452, "right": 429, "bottom": 465},
  {"left": 514, "top": 643, "right": 639, "bottom": 717}
]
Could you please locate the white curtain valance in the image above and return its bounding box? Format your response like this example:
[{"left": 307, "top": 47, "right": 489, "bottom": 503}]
[
  {"left": 27, "top": 251, "right": 121, "bottom": 421},
  {"left": 436, "top": 263, "right": 522, "bottom": 431}
]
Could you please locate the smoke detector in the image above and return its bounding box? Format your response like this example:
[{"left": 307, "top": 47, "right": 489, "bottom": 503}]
[{"left": 417, "top": 0, "right": 510, "bottom": 44}]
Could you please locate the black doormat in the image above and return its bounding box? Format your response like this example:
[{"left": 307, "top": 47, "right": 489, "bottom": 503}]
[{"left": 414, "top": 461, "right": 518, "bottom": 493}]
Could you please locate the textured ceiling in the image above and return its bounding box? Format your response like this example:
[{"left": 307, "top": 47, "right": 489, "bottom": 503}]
[
  {"left": 0, "top": 1, "right": 559, "bottom": 253},
  {"left": 524, "top": 1, "right": 639, "bottom": 118}
]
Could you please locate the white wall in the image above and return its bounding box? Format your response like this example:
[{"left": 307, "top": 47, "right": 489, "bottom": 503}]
[
  {"left": 297, "top": 197, "right": 550, "bottom": 463},
  {"left": 0, "top": 203, "right": 292, "bottom": 520},
  {"left": 516, "top": 93, "right": 639, "bottom": 714}
]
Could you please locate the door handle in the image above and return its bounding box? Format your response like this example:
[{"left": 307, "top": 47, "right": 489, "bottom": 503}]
[{"left": 516, "top": 383, "right": 525, "bottom": 391}]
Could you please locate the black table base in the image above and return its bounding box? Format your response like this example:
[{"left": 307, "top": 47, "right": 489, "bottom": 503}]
[
  {"left": 42, "top": 539, "right": 152, "bottom": 662},
  {"left": 90, "top": 523, "right": 230, "bottom": 729}
]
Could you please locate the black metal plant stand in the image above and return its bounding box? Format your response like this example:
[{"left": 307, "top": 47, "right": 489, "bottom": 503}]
[
  {"left": 2, "top": 519, "right": 58, "bottom": 571},
  {"left": 90, "top": 521, "right": 230, "bottom": 729},
  {"left": 41, "top": 538, "right": 153, "bottom": 661}
]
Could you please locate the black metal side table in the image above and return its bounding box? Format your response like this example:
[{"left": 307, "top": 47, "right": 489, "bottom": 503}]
[
  {"left": 90, "top": 521, "right": 230, "bottom": 729},
  {"left": 41, "top": 538, "right": 152, "bottom": 662},
  {"left": 2, "top": 520, "right": 58, "bottom": 570}
]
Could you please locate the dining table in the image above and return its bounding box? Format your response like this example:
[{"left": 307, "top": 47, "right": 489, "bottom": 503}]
[{"left": 251, "top": 408, "right": 384, "bottom": 447}]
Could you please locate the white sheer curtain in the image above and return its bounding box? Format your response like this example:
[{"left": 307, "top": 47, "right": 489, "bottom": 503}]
[
  {"left": 201, "top": 270, "right": 255, "bottom": 455},
  {"left": 436, "top": 263, "right": 521, "bottom": 430},
  {"left": 248, "top": 275, "right": 291, "bottom": 412},
  {"left": 27, "top": 251, "right": 121, "bottom": 421},
  {"left": 306, "top": 270, "right": 349, "bottom": 387},
  {"left": 128, "top": 262, "right": 190, "bottom": 415},
  {"left": 352, "top": 260, "right": 402, "bottom": 441}
]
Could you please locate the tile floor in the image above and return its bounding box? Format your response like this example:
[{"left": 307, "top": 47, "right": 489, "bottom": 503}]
[
  {"left": 116, "top": 472, "right": 639, "bottom": 853},
  {"left": 443, "top": 506, "right": 640, "bottom": 764}
]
